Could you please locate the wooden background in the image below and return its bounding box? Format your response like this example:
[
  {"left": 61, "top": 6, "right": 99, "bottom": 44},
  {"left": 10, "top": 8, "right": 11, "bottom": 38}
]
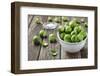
[{"left": 28, "top": 15, "right": 88, "bottom": 61}]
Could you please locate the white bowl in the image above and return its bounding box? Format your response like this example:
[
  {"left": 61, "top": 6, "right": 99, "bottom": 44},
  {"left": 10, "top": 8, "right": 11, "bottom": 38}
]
[{"left": 57, "top": 32, "right": 87, "bottom": 53}]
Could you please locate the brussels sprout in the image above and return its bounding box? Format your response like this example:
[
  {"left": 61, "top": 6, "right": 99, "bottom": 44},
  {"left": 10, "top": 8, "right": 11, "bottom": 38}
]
[
  {"left": 47, "top": 16, "right": 53, "bottom": 22},
  {"left": 49, "top": 34, "right": 57, "bottom": 43},
  {"left": 76, "top": 20, "right": 81, "bottom": 24},
  {"left": 69, "top": 18, "right": 78, "bottom": 28},
  {"left": 81, "top": 18, "right": 85, "bottom": 23},
  {"left": 65, "top": 26, "right": 72, "bottom": 33},
  {"left": 64, "top": 34, "right": 71, "bottom": 42},
  {"left": 51, "top": 49, "right": 56, "bottom": 53},
  {"left": 34, "top": 17, "right": 42, "bottom": 24},
  {"left": 74, "top": 26, "right": 81, "bottom": 33},
  {"left": 39, "top": 30, "right": 47, "bottom": 38},
  {"left": 32, "top": 35, "right": 41, "bottom": 45},
  {"left": 71, "top": 30, "right": 77, "bottom": 35},
  {"left": 71, "top": 35, "right": 76, "bottom": 42},
  {"left": 54, "top": 17, "right": 61, "bottom": 23},
  {"left": 60, "top": 33, "right": 65, "bottom": 40},
  {"left": 84, "top": 22, "right": 88, "bottom": 28},
  {"left": 62, "top": 16, "right": 69, "bottom": 22},
  {"left": 52, "top": 52, "right": 57, "bottom": 57},
  {"left": 80, "top": 30, "right": 87, "bottom": 39},
  {"left": 64, "top": 22, "right": 69, "bottom": 27},
  {"left": 77, "top": 33, "right": 84, "bottom": 41},
  {"left": 51, "top": 49, "right": 57, "bottom": 56},
  {"left": 42, "top": 41, "right": 48, "bottom": 47},
  {"left": 58, "top": 26, "right": 65, "bottom": 33}
]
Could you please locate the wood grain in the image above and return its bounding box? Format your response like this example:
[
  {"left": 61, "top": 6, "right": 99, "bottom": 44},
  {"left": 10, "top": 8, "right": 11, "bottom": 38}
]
[{"left": 28, "top": 15, "right": 34, "bottom": 28}]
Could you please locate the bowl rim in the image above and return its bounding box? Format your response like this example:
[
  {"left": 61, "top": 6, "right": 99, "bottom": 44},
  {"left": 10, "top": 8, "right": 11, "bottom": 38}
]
[{"left": 57, "top": 32, "right": 87, "bottom": 45}]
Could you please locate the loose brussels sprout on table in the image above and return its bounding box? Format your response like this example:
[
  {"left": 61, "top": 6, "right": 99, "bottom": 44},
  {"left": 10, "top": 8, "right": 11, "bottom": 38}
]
[
  {"left": 32, "top": 35, "right": 41, "bottom": 46},
  {"left": 83, "top": 22, "right": 88, "bottom": 28},
  {"left": 54, "top": 17, "right": 61, "bottom": 23},
  {"left": 80, "top": 18, "right": 85, "bottom": 23},
  {"left": 51, "top": 49, "right": 57, "bottom": 57},
  {"left": 34, "top": 16, "right": 42, "bottom": 24},
  {"left": 58, "top": 18, "right": 87, "bottom": 43},
  {"left": 39, "top": 30, "right": 47, "bottom": 38},
  {"left": 75, "top": 19, "right": 81, "bottom": 24},
  {"left": 42, "top": 41, "right": 48, "bottom": 47},
  {"left": 47, "top": 16, "right": 53, "bottom": 22},
  {"left": 62, "top": 16, "right": 69, "bottom": 22},
  {"left": 49, "top": 34, "right": 57, "bottom": 43}
]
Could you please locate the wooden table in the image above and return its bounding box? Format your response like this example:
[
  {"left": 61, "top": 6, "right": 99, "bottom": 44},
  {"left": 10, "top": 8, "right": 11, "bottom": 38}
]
[{"left": 28, "top": 15, "right": 88, "bottom": 61}]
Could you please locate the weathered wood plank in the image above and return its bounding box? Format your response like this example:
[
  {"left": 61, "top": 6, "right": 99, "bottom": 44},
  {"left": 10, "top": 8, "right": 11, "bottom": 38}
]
[
  {"left": 38, "top": 38, "right": 48, "bottom": 60},
  {"left": 28, "top": 15, "right": 34, "bottom": 28},
  {"left": 28, "top": 16, "right": 43, "bottom": 60}
]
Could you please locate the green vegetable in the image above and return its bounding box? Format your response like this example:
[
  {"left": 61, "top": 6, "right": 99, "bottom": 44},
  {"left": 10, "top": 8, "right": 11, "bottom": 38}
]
[
  {"left": 34, "top": 17, "right": 42, "bottom": 24},
  {"left": 81, "top": 18, "right": 85, "bottom": 23},
  {"left": 58, "top": 18, "right": 87, "bottom": 43},
  {"left": 76, "top": 20, "right": 81, "bottom": 24},
  {"left": 64, "top": 34, "right": 71, "bottom": 42},
  {"left": 51, "top": 49, "right": 56, "bottom": 53},
  {"left": 58, "top": 26, "right": 65, "bottom": 33},
  {"left": 60, "top": 33, "right": 65, "bottom": 40},
  {"left": 62, "top": 16, "right": 68, "bottom": 22},
  {"left": 69, "top": 18, "right": 78, "bottom": 28},
  {"left": 39, "top": 30, "right": 47, "bottom": 38},
  {"left": 32, "top": 35, "right": 41, "bottom": 45},
  {"left": 77, "top": 33, "right": 84, "bottom": 41},
  {"left": 65, "top": 26, "right": 72, "bottom": 33},
  {"left": 47, "top": 16, "right": 53, "bottom": 22},
  {"left": 63, "top": 22, "right": 69, "bottom": 27},
  {"left": 80, "top": 30, "right": 87, "bottom": 39},
  {"left": 71, "top": 30, "right": 77, "bottom": 35},
  {"left": 52, "top": 52, "right": 57, "bottom": 56},
  {"left": 49, "top": 34, "right": 57, "bottom": 43},
  {"left": 54, "top": 17, "right": 61, "bottom": 23},
  {"left": 71, "top": 35, "right": 79, "bottom": 42},
  {"left": 42, "top": 41, "right": 48, "bottom": 47},
  {"left": 51, "top": 49, "right": 57, "bottom": 56},
  {"left": 84, "top": 22, "right": 88, "bottom": 28},
  {"left": 74, "top": 26, "right": 81, "bottom": 33}
]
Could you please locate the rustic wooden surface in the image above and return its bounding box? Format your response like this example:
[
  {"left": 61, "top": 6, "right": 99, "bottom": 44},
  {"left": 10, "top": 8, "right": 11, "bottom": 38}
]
[{"left": 28, "top": 15, "right": 88, "bottom": 61}]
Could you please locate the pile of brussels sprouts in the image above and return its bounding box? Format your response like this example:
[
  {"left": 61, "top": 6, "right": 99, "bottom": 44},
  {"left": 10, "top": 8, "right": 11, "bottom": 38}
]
[{"left": 58, "top": 19, "right": 87, "bottom": 43}]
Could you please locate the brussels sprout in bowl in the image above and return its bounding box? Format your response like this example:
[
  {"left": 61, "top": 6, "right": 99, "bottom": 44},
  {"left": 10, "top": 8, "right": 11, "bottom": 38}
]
[
  {"left": 57, "top": 32, "right": 87, "bottom": 53},
  {"left": 57, "top": 19, "right": 87, "bottom": 53}
]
